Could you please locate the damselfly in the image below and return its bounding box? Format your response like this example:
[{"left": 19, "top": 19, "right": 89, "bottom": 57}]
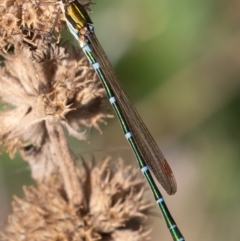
[{"left": 56, "top": 1, "right": 185, "bottom": 240}]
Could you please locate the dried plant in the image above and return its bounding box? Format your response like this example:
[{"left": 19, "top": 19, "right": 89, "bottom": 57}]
[
  {"left": 0, "top": 0, "right": 92, "bottom": 51},
  {"left": 0, "top": 41, "right": 113, "bottom": 204},
  {"left": 0, "top": 0, "right": 153, "bottom": 240},
  {"left": 0, "top": 42, "right": 111, "bottom": 159},
  {"left": 0, "top": 158, "right": 153, "bottom": 241}
]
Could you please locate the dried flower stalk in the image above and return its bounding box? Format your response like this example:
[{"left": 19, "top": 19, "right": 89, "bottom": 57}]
[
  {"left": 0, "top": 43, "right": 112, "bottom": 204},
  {"left": 0, "top": 0, "right": 154, "bottom": 239}
]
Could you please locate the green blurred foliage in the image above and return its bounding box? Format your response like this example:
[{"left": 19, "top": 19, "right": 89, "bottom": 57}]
[{"left": 0, "top": 153, "right": 32, "bottom": 197}]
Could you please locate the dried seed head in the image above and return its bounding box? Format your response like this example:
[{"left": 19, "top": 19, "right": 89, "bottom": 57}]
[
  {"left": 0, "top": 42, "right": 112, "bottom": 158},
  {"left": 21, "top": 3, "right": 39, "bottom": 28},
  {"left": 0, "top": 0, "right": 93, "bottom": 51},
  {"left": 0, "top": 158, "right": 153, "bottom": 241},
  {"left": 87, "top": 159, "right": 152, "bottom": 233}
]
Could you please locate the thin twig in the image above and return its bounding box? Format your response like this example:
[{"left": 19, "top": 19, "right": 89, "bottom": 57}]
[{"left": 46, "top": 121, "right": 85, "bottom": 207}]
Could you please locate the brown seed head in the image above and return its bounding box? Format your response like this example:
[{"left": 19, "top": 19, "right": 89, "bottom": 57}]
[
  {"left": 0, "top": 0, "right": 93, "bottom": 51},
  {"left": 0, "top": 42, "right": 112, "bottom": 158},
  {"left": 0, "top": 158, "right": 153, "bottom": 241}
]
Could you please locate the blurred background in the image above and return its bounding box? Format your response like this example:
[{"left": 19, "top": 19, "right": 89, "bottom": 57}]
[{"left": 1, "top": 0, "right": 240, "bottom": 240}]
